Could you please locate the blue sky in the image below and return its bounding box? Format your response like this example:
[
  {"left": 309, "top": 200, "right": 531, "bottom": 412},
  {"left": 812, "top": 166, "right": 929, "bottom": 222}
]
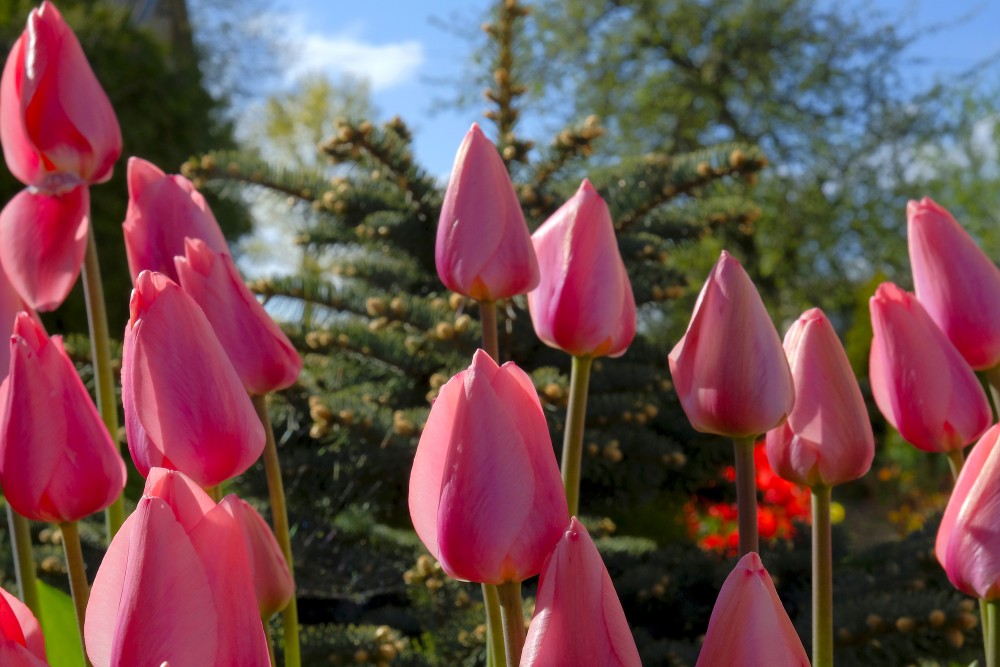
[{"left": 262, "top": 0, "right": 1000, "bottom": 179}]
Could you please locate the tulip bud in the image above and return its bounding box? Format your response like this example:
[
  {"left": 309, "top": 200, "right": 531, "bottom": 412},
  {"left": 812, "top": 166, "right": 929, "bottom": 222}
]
[
  {"left": 765, "top": 308, "right": 874, "bottom": 487},
  {"left": 123, "top": 157, "right": 229, "bottom": 283},
  {"left": 520, "top": 517, "right": 640, "bottom": 667},
  {"left": 0, "top": 262, "right": 36, "bottom": 380},
  {"left": 908, "top": 197, "right": 1000, "bottom": 370},
  {"left": 436, "top": 124, "right": 538, "bottom": 301},
  {"left": 695, "top": 552, "right": 809, "bottom": 666},
  {"left": 0, "top": 184, "right": 89, "bottom": 311},
  {"left": 936, "top": 424, "right": 1000, "bottom": 600},
  {"left": 528, "top": 180, "right": 636, "bottom": 358},
  {"left": 409, "top": 349, "right": 568, "bottom": 584},
  {"left": 0, "top": 1, "right": 121, "bottom": 188},
  {"left": 0, "top": 586, "right": 47, "bottom": 665},
  {"left": 0, "top": 313, "right": 126, "bottom": 523},
  {"left": 869, "top": 282, "right": 990, "bottom": 452},
  {"left": 86, "top": 469, "right": 270, "bottom": 667},
  {"left": 175, "top": 238, "right": 301, "bottom": 394},
  {"left": 122, "top": 272, "right": 265, "bottom": 487},
  {"left": 230, "top": 498, "right": 295, "bottom": 617},
  {"left": 668, "top": 251, "right": 794, "bottom": 438}
]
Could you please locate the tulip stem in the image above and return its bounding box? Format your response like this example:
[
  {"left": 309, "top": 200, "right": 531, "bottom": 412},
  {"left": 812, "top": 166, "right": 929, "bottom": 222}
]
[
  {"left": 6, "top": 505, "right": 40, "bottom": 617},
  {"left": 811, "top": 485, "right": 833, "bottom": 667},
  {"left": 60, "top": 521, "right": 93, "bottom": 667},
  {"left": 733, "top": 436, "right": 759, "bottom": 556},
  {"left": 81, "top": 225, "right": 124, "bottom": 541},
  {"left": 263, "top": 618, "right": 278, "bottom": 667},
  {"left": 983, "top": 365, "right": 1000, "bottom": 418},
  {"left": 479, "top": 300, "right": 499, "bottom": 362},
  {"left": 497, "top": 581, "right": 525, "bottom": 667},
  {"left": 252, "top": 393, "right": 301, "bottom": 667},
  {"left": 988, "top": 599, "right": 1000, "bottom": 667},
  {"left": 483, "top": 583, "right": 505, "bottom": 667},
  {"left": 946, "top": 448, "right": 965, "bottom": 482},
  {"left": 561, "top": 355, "right": 593, "bottom": 517}
]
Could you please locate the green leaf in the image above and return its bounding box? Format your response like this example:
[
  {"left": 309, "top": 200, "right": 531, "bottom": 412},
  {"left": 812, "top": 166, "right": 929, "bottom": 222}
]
[{"left": 36, "top": 580, "right": 85, "bottom": 667}]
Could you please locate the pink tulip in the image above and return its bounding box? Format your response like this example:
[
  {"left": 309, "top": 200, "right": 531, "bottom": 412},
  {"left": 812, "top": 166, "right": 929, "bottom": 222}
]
[
  {"left": 0, "top": 1, "right": 121, "bottom": 189},
  {"left": 85, "top": 468, "right": 269, "bottom": 667},
  {"left": 0, "top": 262, "right": 36, "bottom": 380},
  {"left": 231, "top": 498, "right": 295, "bottom": 617},
  {"left": 0, "top": 587, "right": 47, "bottom": 666},
  {"left": 908, "top": 197, "right": 1000, "bottom": 370},
  {"left": 0, "top": 184, "right": 88, "bottom": 311},
  {"left": 527, "top": 180, "right": 636, "bottom": 358},
  {"left": 409, "top": 349, "right": 568, "bottom": 584},
  {"left": 175, "top": 238, "right": 301, "bottom": 394},
  {"left": 869, "top": 282, "right": 990, "bottom": 453},
  {"left": 122, "top": 157, "right": 229, "bottom": 283},
  {"left": 765, "top": 308, "right": 874, "bottom": 487},
  {"left": 520, "top": 517, "right": 640, "bottom": 667},
  {"left": 122, "top": 271, "right": 264, "bottom": 487},
  {"left": 936, "top": 424, "right": 1000, "bottom": 600},
  {"left": 0, "top": 313, "right": 125, "bottom": 523},
  {"left": 668, "top": 251, "right": 794, "bottom": 438},
  {"left": 695, "top": 552, "right": 809, "bottom": 666},
  {"left": 436, "top": 124, "right": 539, "bottom": 301}
]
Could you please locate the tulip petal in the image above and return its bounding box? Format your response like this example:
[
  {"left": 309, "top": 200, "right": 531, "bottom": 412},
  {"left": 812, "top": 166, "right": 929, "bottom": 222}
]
[
  {"left": 0, "top": 185, "right": 88, "bottom": 311},
  {"left": 0, "top": 589, "right": 43, "bottom": 660},
  {"left": 142, "top": 467, "right": 216, "bottom": 533}
]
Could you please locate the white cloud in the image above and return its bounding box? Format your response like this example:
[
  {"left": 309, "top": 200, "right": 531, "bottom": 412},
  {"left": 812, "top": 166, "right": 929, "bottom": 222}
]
[{"left": 281, "top": 17, "right": 424, "bottom": 91}]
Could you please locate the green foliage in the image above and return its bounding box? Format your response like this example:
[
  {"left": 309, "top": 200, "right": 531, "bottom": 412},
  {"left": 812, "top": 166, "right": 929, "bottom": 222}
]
[{"left": 37, "top": 580, "right": 85, "bottom": 667}]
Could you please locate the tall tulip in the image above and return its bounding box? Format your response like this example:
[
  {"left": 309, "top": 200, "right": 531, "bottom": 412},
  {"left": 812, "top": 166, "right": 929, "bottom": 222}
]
[
  {"left": 696, "top": 552, "right": 809, "bottom": 666},
  {"left": 869, "top": 282, "right": 990, "bottom": 455},
  {"left": 175, "top": 238, "right": 301, "bottom": 395},
  {"left": 0, "top": 1, "right": 121, "bottom": 189},
  {"left": 528, "top": 179, "right": 636, "bottom": 359},
  {"left": 409, "top": 349, "right": 568, "bottom": 585},
  {"left": 668, "top": 251, "right": 793, "bottom": 439},
  {"left": 908, "top": 197, "right": 1000, "bottom": 371},
  {"left": 520, "top": 518, "right": 640, "bottom": 667},
  {"left": 122, "top": 271, "right": 264, "bottom": 488},
  {"left": 0, "top": 587, "right": 47, "bottom": 666},
  {"left": 766, "top": 308, "right": 874, "bottom": 488},
  {"left": 0, "top": 184, "right": 88, "bottom": 311},
  {"left": 85, "top": 468, "right": 269, "bottom": 667},
  {"left": 0, "top": 313, "right": 125, "bottom": 523},
  {"left": 435, "top": 123, "right": 538, "bottom": 302},
  {"left": 122, "top": 157, "right": 229, "bottom": 283}
]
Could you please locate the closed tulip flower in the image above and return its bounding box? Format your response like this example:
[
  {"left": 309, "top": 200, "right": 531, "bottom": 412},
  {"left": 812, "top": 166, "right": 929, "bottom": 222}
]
[
  {"left": 0, "top": 184, "right": 88, "bottom": 311},
  {"left": 766, "top": 308, "right": 874, "bottom": 487},
  {"left": 0, "top": 586, "right": 47, "bottom": 666},
  {"left": 0, "top": 313, "right": 125, "bottom": 523},
  {"left": 520, "top": 517, "right": 640, "bottom": 667},
  {"left": 409, "top": 349, "right": 568, "bottom": 584},
  {"left": 669, "top": 251, "right": 794, "bottom": 438},
  {"left": 528, "top": 180, "right": 636, "bottom": 358},
  {"left": 936, "top": 424, "right": 1000, "bottom": 600},
  {"left": 122, "top": 157, "right": 229, "bottom": 283},
  {"left": 0, "top": 1, "right": 121, "bottom": 189},
  {"left": 869, "top": 282, "right": 990, "bottom": 453},
  {"left": 231, "top": 498, "right": 295, "bottom": 617},
  {"left": 436, "top": 124, "right": 538, "bottom": 301},
  {"left": 696, "top": 552, "right": 809, "bottom": 666},
  {"left": 175, "top": 238, "right": 301, "bottom": 394},
  {"left": 908, "top": 197, "right": 1000, "bottom": 370},
  {"left": 85, "top": 468, "right": 269, "bottom": 667},
  {"left": 122, "top": 271, "right": 264, "bottom": 488}
]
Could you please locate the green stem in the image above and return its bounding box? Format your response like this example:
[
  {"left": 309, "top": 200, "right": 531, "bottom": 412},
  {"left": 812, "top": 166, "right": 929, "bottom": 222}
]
[
  {"left": 483, "top": 583, "right": 505, "bottom": 667},
  {"left": 946, "top": 448, "right": 965, "bottom": 482},
  {"left": 59, "top": 521, "right": 93, "bottom": 667},
  {"left": 988, "top": 599, "right": 999, "bottom": 667},
  {"left": 6, "top": 505, "right": 40, "bottom": 617},
  {"left": 81, "top": 225, "right": 124, "bottom": 541},
  {"left": 205, "top": 485, "right": 222, "bottom": 503},
  {"left": 479, "top": 300, "right": 499, "bottom": 362},
  {"left": 733, "top": 436, "right": 759, "bottom": 556},
  {"left": 252, "top": 394, "right": 301, "bottom": 667},
  {"left": 983, "top": 365, "right": 1000, "bottom": 420},
  {"left": 263, "top": 617, "right": 277, "bottom": 667},
  {"left": 560, "top": 355, "right": 593, "bottom": 517},
  {"left": 496, "top": 581, "right": 524, "bottom": 667},
  {"left": 812, "top": 485, "right": 833, "bottom": 667}
]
